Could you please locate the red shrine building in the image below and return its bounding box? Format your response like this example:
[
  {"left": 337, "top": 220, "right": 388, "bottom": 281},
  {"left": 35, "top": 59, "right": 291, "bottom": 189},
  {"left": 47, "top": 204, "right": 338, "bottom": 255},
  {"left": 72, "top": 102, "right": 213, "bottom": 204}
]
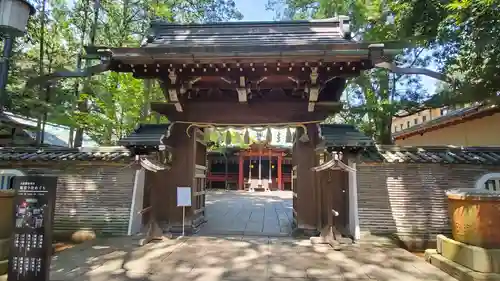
[
  {"left": 208, "top": 143, "right": 293, "bottom": 191},
  {"left": 205, "top": 127, "right": 295, "bottom": 191}
]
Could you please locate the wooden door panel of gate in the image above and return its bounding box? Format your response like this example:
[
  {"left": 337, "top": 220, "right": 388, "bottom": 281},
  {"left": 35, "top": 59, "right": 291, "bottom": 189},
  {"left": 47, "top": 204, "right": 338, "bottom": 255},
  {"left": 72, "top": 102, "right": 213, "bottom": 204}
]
[
  {"left": 333, "top": 170, "right": 349, "bottom": 232},
  {"left": 142, "top": 170, "right": 154, "bottom": 225},
  {"left": 193, "top": 165, "right": 207, "bottom": 220},
  {"left": 318, "top": 170, "right": 349, "bottom": 231},
  {"left": 318, "top": 172, "right": 329, "bottom": 228}
]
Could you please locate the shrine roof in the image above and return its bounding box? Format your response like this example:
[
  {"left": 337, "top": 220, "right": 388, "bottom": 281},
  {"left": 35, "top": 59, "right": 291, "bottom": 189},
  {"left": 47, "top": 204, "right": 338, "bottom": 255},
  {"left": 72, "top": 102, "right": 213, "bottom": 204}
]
[
  {"left": 115, "top": 124, "right": 500, "bottom": 165},
  {"left": 145, "top": 17, "right": 353, "bottom": 54},
  {"left": 118, "top": 124, "right": 171, "bottom": 148},
  {"left": 318, "top": 124, "right": 374, "bottom": 148},
  {"left": 0, "top": 147, "right": 131, "bottom": 163},
  {"left": 86, "top": 16, "right": 405, "bottom": 65},
  {"left": 316, "top": 125, "right": 500, "bottom": 165},
  {"left": 361, "top": 145, "right": 500, "bottom": 165}
]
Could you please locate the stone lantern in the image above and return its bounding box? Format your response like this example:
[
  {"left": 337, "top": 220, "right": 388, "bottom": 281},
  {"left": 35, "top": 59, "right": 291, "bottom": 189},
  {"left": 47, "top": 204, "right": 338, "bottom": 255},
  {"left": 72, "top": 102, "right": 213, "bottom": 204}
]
[
  {"left": 0, "top": 0, "right": 35, "bottom": 109},
  {"left": 0, "top": 0, "right": 35, "bottom": 37}
]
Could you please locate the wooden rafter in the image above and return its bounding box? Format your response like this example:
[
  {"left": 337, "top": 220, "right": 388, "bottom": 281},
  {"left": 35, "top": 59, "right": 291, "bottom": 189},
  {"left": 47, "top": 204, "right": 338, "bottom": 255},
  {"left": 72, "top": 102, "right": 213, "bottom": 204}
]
[
  {"left": 25, "top": 60, "right": 452, "bottom": 88},
  {"left": 166, "top": 69, "right": 183, "bottom": 112},
  {"left": 237, "top": 88, "right": 247, "bottom": 103},
  {"left": 308, "top": 67, "right": 319, "bottom": 112},
  {"left": 308, "top": 87, "right": 319, "bottom": 112}
]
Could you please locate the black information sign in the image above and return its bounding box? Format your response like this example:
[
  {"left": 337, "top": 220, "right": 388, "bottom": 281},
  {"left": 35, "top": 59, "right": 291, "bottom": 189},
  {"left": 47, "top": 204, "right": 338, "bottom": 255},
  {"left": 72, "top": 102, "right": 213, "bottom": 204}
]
[{"left": 7, "top": 176, "right": 57, "bottom": 281}]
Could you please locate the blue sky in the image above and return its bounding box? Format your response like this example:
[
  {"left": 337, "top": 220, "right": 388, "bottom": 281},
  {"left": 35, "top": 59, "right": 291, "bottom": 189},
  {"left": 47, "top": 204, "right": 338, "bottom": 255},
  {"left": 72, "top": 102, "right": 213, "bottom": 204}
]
[
  {"left": 234, "top": 0, "right": 439, "bottom": 95},
  {"left": 235, "top": 0, "right": 276, "bottom": 21}
]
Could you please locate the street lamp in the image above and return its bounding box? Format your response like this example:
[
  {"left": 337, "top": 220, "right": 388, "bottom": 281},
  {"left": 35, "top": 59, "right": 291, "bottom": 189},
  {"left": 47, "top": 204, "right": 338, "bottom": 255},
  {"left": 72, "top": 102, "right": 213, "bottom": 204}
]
[{"left": 0, "top": 0, "right": 35, "bottom": 110}]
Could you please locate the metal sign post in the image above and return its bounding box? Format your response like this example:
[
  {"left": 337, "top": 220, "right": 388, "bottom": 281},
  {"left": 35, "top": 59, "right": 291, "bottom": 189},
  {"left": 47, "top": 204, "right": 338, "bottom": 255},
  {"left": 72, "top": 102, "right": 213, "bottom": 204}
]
[
  {"left": 176, "top": 187, "right": 191, "bottom": 237},
  {"left": 8, "top": 176, "right": 57, "bottom": 281},
  {"left": 182, "top": 206, "right": 185, "bottom": 236}
]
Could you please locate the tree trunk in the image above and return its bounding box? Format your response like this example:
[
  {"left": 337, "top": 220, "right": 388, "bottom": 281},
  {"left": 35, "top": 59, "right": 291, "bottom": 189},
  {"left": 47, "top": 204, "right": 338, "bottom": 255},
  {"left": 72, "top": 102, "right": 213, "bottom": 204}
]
[
  {"left": 376, "top": 115, "right": 394, "bottom": 145},
  {"left": 224, "top": 151, "right": 229, "bottom": 190},
  {"left": 140, "top": 79, "right": 152, "bottom": 122},
  {"left": 72, "top": 0, "right": 90, "bottom": 147},
  {"left": 35, "top": 0, "right": 47, "bottom": 146},
  {"left": 69, "top": 54, "right": 82, "bottom": 148},
  {"left": 74, "top": 0, "right": 100, "bottom": 147},
  {"left": 40, "top": 57, "right": 53, "bottom": 145}
]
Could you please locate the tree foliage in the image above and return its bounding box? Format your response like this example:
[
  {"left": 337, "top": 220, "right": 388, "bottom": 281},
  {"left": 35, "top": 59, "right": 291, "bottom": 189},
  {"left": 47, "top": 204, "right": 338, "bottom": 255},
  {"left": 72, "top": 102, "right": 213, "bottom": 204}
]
[
  {"left": 5, "top": 0, "right": 499, "bottom": 146},
  {"left": 393, "top": 0, "right": 500, "bottom": 105},
  {"left": 268, "top": 0, "right": 432, "bottom": 144},
  {"left": 268, "top": 0, "right": 500, "bottom": 144},
  {"left": 5, "top": 0, "right": 242, "bottom": 146}
]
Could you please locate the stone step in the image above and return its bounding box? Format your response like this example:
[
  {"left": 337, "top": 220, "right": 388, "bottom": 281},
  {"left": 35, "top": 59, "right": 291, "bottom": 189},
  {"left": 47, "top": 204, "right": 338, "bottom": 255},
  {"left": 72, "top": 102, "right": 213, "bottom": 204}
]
[
  {"left": 426, "top": 249, "right": 500, "bottom": 281},
  {"left": 437, "top": 234, "right": 500, "bottom": 274}
]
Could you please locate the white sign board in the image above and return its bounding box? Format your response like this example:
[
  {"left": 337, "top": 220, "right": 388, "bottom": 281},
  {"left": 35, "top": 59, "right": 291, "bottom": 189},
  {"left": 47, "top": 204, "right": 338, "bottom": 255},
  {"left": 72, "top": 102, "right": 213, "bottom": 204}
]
[{"left": 177, "top": 187, "right": 192, "bottom": 207}]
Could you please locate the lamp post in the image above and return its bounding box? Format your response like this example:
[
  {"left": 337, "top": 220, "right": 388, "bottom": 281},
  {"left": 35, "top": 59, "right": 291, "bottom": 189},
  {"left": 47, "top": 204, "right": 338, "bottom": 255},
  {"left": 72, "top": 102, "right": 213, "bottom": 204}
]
[{"left": 0, "top": 0, "right": 35, "bottom": 111}]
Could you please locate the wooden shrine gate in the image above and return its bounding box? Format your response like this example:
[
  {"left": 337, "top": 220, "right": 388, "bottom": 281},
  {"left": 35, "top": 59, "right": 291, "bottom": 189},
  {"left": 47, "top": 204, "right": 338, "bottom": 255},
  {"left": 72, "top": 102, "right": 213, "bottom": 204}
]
[{"left": 28, "top": 15, "right": 452, "bottom": 241}]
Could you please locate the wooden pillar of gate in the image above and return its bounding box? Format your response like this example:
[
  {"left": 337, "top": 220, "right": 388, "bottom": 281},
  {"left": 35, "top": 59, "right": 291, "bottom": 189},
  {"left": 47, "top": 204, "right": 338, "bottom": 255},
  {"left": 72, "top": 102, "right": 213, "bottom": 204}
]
[
  {"left": 238, "top": 153, "right": 244, "bottom": 190},
  {"left": 155, "top": 123, "right": 206, "bottom": 235},
  {"left": 292, "top": 124, "right": 319, "bottom": 235},
  {"left": 277, "top": 154, "right": 283, "bottom": 191}
]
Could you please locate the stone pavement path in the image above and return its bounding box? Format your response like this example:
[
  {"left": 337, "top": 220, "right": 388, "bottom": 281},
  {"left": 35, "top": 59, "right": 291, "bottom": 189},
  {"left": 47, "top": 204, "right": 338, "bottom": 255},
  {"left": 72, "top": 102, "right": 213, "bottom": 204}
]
[
  {"left": 50, "top": 235, "right": 458, "bottom": 281},
  {"left": 198, "top": 190, "right": 293, "bottom": 236}
]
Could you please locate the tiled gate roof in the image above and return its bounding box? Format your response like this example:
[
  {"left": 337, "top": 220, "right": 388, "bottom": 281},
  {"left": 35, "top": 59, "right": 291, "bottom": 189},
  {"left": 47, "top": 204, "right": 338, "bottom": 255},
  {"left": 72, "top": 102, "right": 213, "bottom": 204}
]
[
  {"left": 319, "top": 124, "right": 374, "bottom": 147},
  {"left": 146, "top": 18, "right": 353, "bottom": 55},
  {"left": 361, "top": 145, "right": 500, "bottom": 165},
  {"left": 1, "top": 145, "right": 498, "bottom": 165},
  {"left": 0, "top": 147, "right": 131, "bottom": 162},
  {"left": 119, "top": 124, "right": 170, "bottom": 147}
]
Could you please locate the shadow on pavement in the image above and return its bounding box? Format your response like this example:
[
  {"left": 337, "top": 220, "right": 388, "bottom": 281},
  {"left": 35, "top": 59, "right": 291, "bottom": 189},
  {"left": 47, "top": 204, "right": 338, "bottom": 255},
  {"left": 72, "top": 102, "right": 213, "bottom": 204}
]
[{"left": 50, "top": 234, "right": 458, "bottom": 281}]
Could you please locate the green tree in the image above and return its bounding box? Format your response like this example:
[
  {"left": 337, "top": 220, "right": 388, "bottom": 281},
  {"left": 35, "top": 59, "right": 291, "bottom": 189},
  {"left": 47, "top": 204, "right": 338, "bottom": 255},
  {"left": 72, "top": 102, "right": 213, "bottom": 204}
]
[
  {"left": 268, "top": 0, "right": 431, "bottom": 144},
  {"left": 269, "top": 0, "right": 500, "bottom": 143},
  {"left": 392, "top": 0, "right": 500, "bottom": 106},
  {"left": 6, "top": 0, "right": 243, "bottom": 146},
  {"left": 6, "top": 0, "right": 79, "bottom": 132}
]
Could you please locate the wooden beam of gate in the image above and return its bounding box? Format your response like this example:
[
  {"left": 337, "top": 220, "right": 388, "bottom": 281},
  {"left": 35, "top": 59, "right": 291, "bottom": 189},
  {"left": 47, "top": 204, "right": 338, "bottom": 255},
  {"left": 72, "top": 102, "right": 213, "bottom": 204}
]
[{"left": 25, "top": 63, "right": 111, "bottom": 88}]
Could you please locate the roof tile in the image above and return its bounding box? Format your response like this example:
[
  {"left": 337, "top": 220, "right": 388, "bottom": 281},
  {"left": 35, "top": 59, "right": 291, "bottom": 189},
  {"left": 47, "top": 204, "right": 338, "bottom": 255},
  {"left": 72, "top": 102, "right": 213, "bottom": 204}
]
[
  {"left": 0, "top": 147, "right": 131, "bottom": 162},
  {"left": 362, "top": 146, "right": 500, "bottom": 165},
  {"left": 146, "top": 18, "right": 354, "bottom": 56},
  {"left": 119, "top": 124, "right": 170, "bottom": 147},
  {"left": 319, "top": 124, "right": 374, "bottom": 148}
]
